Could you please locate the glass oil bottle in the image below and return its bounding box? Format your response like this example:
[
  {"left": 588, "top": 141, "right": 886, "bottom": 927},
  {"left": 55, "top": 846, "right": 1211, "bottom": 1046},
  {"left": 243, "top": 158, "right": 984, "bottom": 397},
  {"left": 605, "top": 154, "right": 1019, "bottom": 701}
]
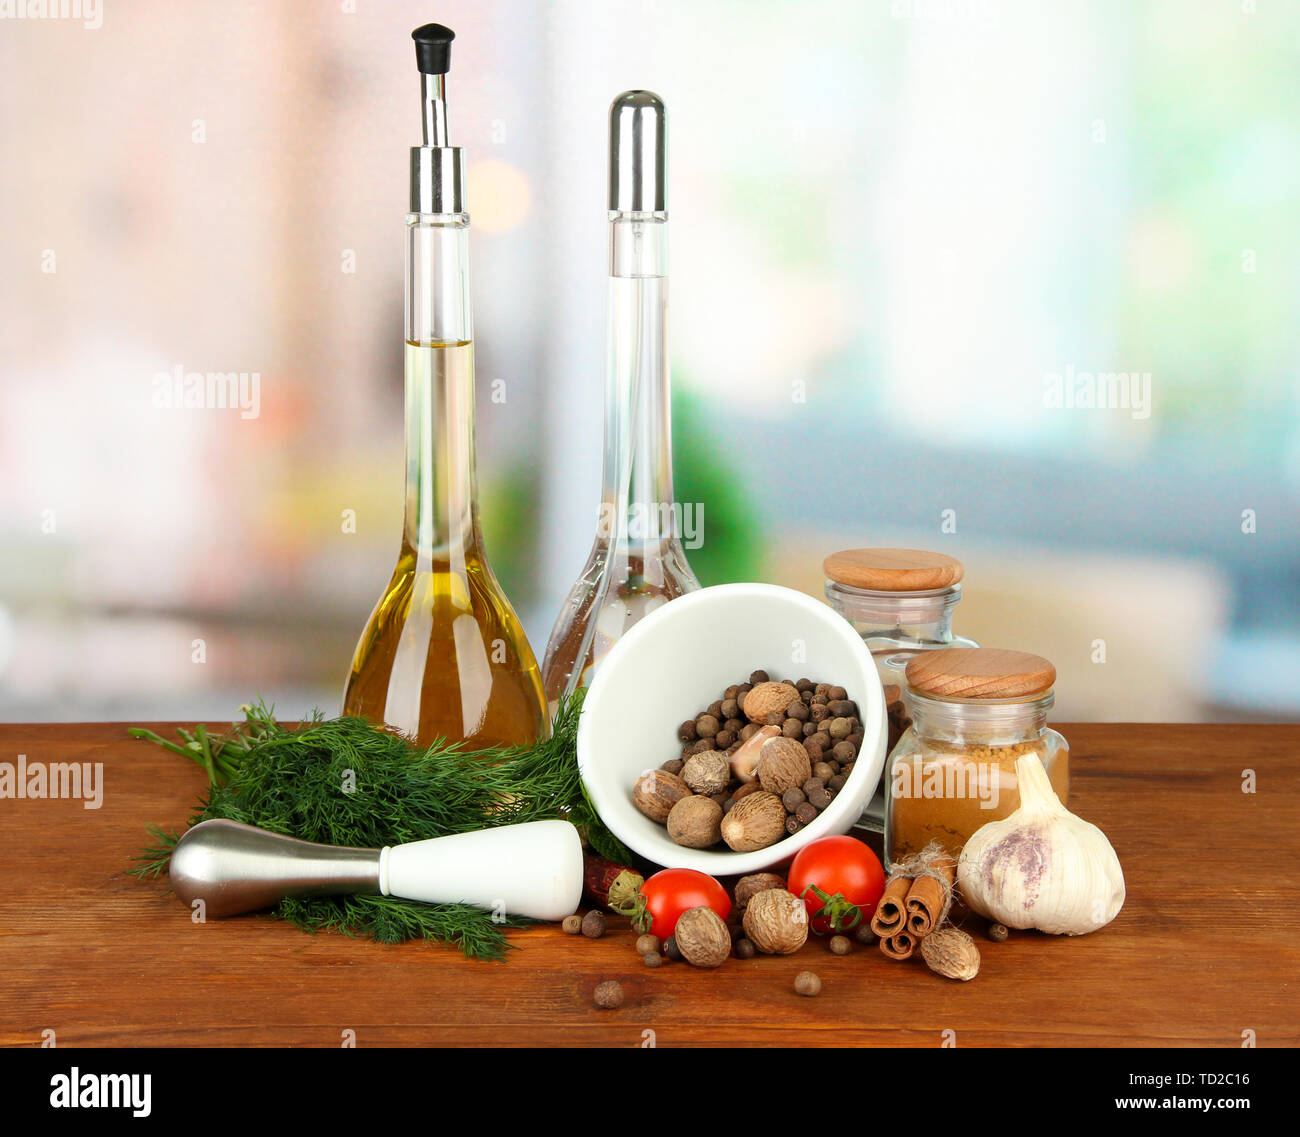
[
  {"left": 541, "top": 91, "right": 701, "bottom": 710},
  {"left": 344, "top": 25, "right": 548, "bottom": 748}
]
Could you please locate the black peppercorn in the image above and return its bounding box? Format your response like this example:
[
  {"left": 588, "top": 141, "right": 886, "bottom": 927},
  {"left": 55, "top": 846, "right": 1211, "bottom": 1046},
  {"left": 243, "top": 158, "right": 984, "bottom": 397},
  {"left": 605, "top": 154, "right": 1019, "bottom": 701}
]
[{"left": 664, "top": 936, "right": 683, "bottom": 962}]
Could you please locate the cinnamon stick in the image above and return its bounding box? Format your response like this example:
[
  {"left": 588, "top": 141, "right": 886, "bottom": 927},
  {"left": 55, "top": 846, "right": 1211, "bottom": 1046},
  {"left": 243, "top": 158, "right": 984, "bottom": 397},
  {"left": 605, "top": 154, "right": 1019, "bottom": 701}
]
[
  {"left": 904, "top": 856, "right": 956, "bottom": 937},
  {"left": 870, "top": 875, "right": 911, "bottom": 938},
  {"left": 878, "top": 931, "right": 915, "bottom": 961}
]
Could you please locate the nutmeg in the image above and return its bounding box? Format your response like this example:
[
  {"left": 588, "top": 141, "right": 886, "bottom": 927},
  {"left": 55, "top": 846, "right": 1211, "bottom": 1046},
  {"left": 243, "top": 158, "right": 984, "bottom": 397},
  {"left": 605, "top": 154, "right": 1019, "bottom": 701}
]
[
  {"left": 920, "top": 927, "right": 981, "bottom": 981},
  {"left": 755, "top": 736, "right": 812, "bottom": 795},
  {"left": 742, "top": 888, "right": 809, "bottom": 955},
  {"left": 666, "top": 794, "right": 723, "bottom": 848},
  {"left": 632, "top": 768, "right": 692, "bottom": 823},
  {"left": 673, "top": 905, "right": 731, "bottom": 968},
  {"left": 681, "top": 750, "right": 730, "bottom": 796},
  {"left": 734, "top": 872, "right": 786, "bottom": 912},
  {"left": 742, "top": 681, "right": 800, "bottom": 724},
  {"left": 720, "top": 791, "right": 786, "bottom": 852}
]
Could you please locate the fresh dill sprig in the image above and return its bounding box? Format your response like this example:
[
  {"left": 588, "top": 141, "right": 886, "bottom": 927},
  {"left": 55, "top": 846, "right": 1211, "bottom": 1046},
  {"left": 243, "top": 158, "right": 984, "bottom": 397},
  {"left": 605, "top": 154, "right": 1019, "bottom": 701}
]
[{"left": 130, "top": 694, "right": 629, "bottom": 959}]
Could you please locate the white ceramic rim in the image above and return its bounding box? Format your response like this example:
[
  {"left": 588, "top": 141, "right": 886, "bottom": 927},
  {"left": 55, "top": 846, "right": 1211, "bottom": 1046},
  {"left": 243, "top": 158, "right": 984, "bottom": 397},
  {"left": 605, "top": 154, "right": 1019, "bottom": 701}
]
[{"left": 576, "top": 582, "right": 885, "bottom": 875}]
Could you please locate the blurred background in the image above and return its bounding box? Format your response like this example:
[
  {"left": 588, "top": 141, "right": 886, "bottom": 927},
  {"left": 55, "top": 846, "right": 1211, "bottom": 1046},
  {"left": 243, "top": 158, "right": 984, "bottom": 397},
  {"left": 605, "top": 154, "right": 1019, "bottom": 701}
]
[{"left": 1, "top": 0, "right": 1297, "bottom": 724}]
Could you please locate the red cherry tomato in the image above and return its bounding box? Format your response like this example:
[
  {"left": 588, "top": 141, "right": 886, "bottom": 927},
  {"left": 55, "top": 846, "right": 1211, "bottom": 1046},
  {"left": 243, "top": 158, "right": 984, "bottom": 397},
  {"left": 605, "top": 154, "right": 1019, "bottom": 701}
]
[
  {"left": 635, "top": 868, "right": 732, "bottom": 940},
  {"left": 788, "top": 836, "right": 885, "bottom": 935}
]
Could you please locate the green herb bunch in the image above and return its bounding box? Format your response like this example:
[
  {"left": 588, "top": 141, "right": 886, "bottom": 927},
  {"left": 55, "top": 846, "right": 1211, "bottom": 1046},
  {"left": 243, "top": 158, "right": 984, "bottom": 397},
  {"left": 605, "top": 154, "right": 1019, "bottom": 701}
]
[{"left": 130, "top": 696, "right": 627, "bottom": 960}]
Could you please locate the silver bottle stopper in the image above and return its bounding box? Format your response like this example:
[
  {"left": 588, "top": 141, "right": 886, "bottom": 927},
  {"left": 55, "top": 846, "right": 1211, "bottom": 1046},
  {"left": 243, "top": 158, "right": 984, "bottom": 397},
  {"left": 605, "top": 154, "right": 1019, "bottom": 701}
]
[
  {"left": 609, "top": 89, "right": 666, "bottom": 214},
  {"left": 410, "top": 23, "right": 465, "bottom": 215}
]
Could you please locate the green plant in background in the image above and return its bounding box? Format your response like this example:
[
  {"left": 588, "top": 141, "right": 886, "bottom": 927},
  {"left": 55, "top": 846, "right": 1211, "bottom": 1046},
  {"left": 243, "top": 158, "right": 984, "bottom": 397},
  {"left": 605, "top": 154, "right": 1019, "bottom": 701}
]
[
  {"left": 479, "top": 460, "right": 542, "bottom": 614},
  {"left": 672, "top": 379, "right": 768, "bottom": 586}
]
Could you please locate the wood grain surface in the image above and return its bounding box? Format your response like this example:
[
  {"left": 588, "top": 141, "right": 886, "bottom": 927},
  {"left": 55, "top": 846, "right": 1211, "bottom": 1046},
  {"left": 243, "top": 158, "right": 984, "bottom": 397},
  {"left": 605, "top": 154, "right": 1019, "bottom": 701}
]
[{"left": 1, "top": 722, "right": 1296, "bottom": 1048}]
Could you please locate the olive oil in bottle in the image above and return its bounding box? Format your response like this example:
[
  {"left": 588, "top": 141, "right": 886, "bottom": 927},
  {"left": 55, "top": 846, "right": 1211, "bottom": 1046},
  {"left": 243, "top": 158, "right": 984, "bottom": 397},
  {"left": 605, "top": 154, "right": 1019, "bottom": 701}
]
[{"left": 343, "top": 26, "right": 547, "bottom": 748}]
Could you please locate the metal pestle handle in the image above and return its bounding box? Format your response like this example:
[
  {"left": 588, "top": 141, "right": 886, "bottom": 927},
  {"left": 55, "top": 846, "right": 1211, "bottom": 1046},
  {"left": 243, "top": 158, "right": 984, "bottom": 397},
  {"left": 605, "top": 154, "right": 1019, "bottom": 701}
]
[{"left": 169, "top": 818, "right": 585, "bottom": 922}]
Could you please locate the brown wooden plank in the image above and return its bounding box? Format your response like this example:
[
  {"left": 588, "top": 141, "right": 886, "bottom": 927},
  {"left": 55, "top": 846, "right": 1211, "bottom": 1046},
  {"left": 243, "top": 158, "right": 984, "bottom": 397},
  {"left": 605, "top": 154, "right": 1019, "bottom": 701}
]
[{"left": 1, "top": 722, "right": 1297, "bottom": 1047}]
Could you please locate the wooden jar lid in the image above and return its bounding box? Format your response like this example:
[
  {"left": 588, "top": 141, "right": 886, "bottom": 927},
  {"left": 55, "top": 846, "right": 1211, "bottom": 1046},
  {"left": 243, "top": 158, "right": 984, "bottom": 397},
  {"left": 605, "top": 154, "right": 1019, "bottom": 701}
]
[
  {"left": 823, "top": 548, "right": 964, "bottom": 592},
  {"left": 905, "top": 648, "right": 1056, "bottom": 699}
]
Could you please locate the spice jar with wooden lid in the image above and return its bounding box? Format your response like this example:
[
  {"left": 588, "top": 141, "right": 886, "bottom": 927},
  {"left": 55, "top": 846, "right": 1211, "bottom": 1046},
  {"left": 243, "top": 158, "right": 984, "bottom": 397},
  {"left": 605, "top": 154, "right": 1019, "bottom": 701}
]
[
  {"left": 884, "top": 648, "right": 1070, "bottom": 868},
  {"left": 823, "top": 549, "right": 977, "bottom": 829}
]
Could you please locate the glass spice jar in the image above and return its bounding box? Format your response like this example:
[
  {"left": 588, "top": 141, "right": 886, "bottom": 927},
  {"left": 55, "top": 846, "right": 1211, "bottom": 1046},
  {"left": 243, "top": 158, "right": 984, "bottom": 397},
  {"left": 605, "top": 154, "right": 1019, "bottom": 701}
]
[
  {"left": 884, "top": 648, "right": 1070, "bottom": 869},
  {"left": 823, "top": 548, "right": 977, "bottom": 830}
]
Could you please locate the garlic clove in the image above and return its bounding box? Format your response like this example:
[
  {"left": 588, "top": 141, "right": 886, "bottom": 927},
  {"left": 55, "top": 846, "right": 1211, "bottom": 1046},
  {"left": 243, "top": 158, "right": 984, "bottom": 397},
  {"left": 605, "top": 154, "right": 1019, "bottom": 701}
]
[
  {"left": 957, "top": 753, "right": 1125, "bottom": 936},
  {"left": 729, "top": 725, "right": 781, "bottom": 784}
]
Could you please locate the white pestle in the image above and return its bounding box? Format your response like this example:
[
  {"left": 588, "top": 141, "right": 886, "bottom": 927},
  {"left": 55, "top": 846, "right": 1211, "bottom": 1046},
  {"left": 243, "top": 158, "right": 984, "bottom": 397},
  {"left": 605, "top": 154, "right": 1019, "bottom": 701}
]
[{"left": 169, "top": 817, "right": 585, "bottom": 922}]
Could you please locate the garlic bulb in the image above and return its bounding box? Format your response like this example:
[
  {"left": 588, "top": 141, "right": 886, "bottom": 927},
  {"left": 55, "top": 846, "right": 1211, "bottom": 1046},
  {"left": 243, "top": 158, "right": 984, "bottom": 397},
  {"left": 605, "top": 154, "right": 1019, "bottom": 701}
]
[
  {"left": 957, "top": 753, "right": 1124, "bottom": 935},
  {"left": 728, "top": 725, "right": 780, "bottom": 784}
]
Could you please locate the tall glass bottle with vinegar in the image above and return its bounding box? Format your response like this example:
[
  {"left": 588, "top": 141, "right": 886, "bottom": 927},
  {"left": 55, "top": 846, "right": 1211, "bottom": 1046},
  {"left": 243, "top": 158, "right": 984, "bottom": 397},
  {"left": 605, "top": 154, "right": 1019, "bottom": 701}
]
[
  {"left": 343, "top": 24, "right": 547, "bottom": 748},
  {"left": 540, "top": 92, "right": 701, "bottom": 711}
]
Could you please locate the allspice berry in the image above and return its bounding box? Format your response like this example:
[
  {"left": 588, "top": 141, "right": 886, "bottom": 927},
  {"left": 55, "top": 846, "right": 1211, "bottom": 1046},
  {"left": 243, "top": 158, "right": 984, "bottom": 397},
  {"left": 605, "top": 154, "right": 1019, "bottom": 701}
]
[
  {"left": 673, "top": 906, "right": 731, "bottom": 968},
  {"left": 635, "top": 933, "right": 661, "bottom": 956},
  {"left": 987, "top": 923, "right": 1009, "bottom": 943},
  {"left": 734, "top": 938, "right": 756, "bottom": 960},
  {"left": 593, "top": 980, "right": 624, "bottom": 1009},
  {"left": 581, "top": 910, "right": 606, "bottom": 939},
  {"left": 561, "top": 914, "right": 583, "bottom": 935},
  {"left": 794, "top": 971, "right": 822, "bottom": 997},
  {"left": 667, "top": 794, "right": 724, "bottom": 848},
  {"left": 664, "top": 936, "right": 683, "bottom": 962},
  {"left": 642, "top": 952, "right": 662, "bottom": 969},
  {"left": 828, "top": 935, "right": 852, "bottom": 956}
]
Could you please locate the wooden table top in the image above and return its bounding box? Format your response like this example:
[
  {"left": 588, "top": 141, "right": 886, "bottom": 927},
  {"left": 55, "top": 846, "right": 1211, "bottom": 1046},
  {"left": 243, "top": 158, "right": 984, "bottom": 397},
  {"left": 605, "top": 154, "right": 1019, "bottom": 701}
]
[{"left": 1, "top": 722, "right": 1296, "bottom": 1048}]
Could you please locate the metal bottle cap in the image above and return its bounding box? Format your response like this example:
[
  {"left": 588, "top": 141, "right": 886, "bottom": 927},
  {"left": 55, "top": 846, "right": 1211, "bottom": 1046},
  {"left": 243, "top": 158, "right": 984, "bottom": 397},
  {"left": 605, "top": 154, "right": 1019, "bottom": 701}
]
[
  {"left": 609, "top": 90, "right": 666, "bottom": 214},
  {"left": 410, "top": 24, "right": 465, "bottom": 214}
]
